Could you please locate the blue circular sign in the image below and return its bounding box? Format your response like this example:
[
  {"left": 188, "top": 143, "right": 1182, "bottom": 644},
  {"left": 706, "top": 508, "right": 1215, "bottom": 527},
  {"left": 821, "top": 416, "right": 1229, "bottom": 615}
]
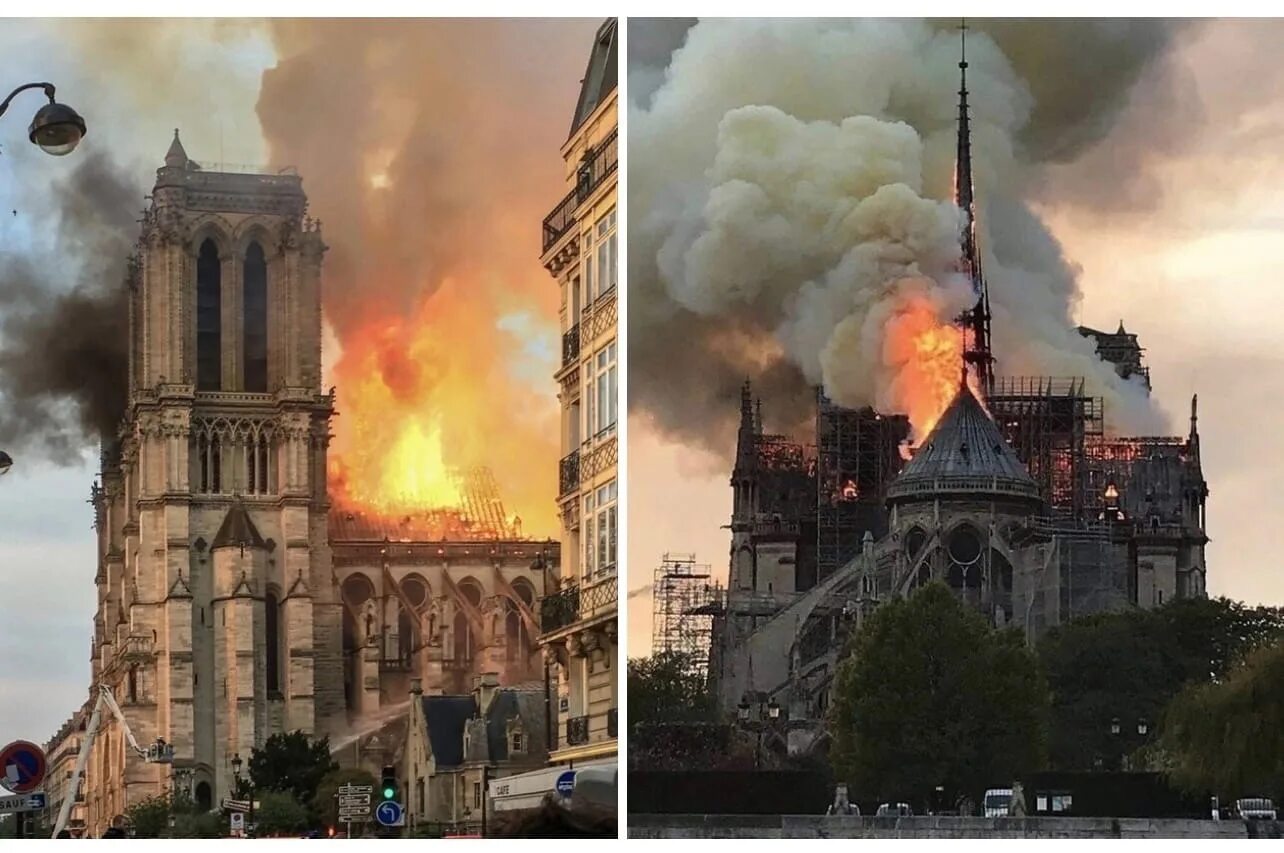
[
  {"left": 0, "top": 741, "right": 47, "bottom": 794},
  {"left": 555, "top": 770, "right": 576, "bottom": 797},
  {"left": 376, "top": 800, "right": 403, "bottom": 827}
]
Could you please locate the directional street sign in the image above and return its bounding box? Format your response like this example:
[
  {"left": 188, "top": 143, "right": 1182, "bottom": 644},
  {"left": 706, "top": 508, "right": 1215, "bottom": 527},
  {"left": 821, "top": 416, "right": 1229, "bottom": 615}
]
[
  {"left": 0, "top": 791, "right": 45, "bottom": 814},
  {"left": 338, "top": 784, "right": 373, "bottom": 794},
  {"left": 555, "top": 770, "right": 576, "bottom": 797},
  {"left": 338, "top": 794, "right": 370, "bottom": 806},
  {"left": 376, "top": 800, "right": 404, "bottom": 827},
  {"left": 337, "top": 784, "right": 373, "bottom": 823},
  {"left": 0, "top": 741, "right": 47, "bottom": 794}
]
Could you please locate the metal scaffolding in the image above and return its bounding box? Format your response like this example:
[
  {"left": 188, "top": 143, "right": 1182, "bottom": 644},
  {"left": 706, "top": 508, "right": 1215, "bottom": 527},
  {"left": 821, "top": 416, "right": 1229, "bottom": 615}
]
[
  {"left": 815, "top": 390, "right": 909, "bottom": 583},
  {"left": 651, "top": 553, "right": 718, "bottom": 677},
  {"left": 988, "top": 376, "right": 1103, "bottom": 517}
]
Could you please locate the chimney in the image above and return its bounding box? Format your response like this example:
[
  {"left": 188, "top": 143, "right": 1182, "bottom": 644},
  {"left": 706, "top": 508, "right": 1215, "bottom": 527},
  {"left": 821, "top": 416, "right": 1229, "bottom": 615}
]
[{"left": 473, "top": 672, "right": 500, "bottom": 712}]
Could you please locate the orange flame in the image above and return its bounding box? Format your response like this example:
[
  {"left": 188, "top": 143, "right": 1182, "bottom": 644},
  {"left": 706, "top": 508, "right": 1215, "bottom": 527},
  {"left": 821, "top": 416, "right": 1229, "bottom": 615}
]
[
  {"left": 883, "top": 295, "right": 966, "bottom": 443},
  {"left": 326, "top": 277, "right": 558, "bottom": 534}
]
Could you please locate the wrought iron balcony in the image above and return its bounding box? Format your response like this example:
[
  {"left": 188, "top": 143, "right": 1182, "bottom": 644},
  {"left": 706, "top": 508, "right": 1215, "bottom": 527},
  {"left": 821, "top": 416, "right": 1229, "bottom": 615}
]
[
  {"left": 559, "top": 450, "right": 580, "bottom": 497},
  {"left": 539, "top": 578, "right": 617, "bottom": 636},
  {"left": 566, "top": 715, "right": 590, "bottom": 747},
  {"left": 541, "top": 586, "right": 580, "bottom": 634},
  {"left": 607, "top": 707, "right": 618, "bottom": 738},
  {"left": 542, "top": 188, "right": 577, "bottom": 253},
  {"left": 575, "top": 128, "right": 618, "bottom": 206},
  {"left": 541, "top": 129, "right": 619, "bottom": 254},
  {"left": 562, "top": 324, "right": 580, "bottom": 368}
]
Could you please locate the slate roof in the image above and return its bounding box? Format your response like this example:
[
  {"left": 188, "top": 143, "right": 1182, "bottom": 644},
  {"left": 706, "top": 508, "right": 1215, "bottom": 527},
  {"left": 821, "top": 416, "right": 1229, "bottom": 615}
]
[
  {"left": 423, "top": 695, "right": 478, "bottom": 769},
  {"left": 887, "top": 382, "right": 1040, "bottom": 505},
  {"left": 569, "top": 18, "right": 618, "bottom": 136}
]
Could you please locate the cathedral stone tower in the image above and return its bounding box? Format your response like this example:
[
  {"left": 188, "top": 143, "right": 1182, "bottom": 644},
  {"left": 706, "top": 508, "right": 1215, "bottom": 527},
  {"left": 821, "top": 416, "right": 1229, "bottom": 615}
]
[{"left": 85, "top": 133, "right": 341, "bottom": 831}]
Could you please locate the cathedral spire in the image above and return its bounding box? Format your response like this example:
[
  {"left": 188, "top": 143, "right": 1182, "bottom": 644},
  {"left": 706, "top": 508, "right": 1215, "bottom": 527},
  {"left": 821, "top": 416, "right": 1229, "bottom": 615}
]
[
  {"left": 164, "top": 128, "right": 188, "bottom": 169},
  {"left": 955, "top": 20, "right": 994, "bottom": 395}
]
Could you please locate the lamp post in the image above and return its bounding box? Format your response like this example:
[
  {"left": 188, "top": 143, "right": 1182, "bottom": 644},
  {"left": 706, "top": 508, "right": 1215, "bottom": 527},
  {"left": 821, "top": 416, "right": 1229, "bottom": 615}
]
[
  {"left": 738, "top": 696, "right": 783, "bottom": 769},
  {"left": 1108, "top": 717, "right": 1151, "bottom": 771},
  {"left": 0, "top": 83, "right": 87, "bottom": 156}
]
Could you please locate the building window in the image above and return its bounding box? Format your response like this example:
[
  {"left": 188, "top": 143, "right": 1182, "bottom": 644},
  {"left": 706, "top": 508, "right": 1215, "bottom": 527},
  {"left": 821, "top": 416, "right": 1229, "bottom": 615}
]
[
  {"left": 196, "top": 238, "right": 222, "bottom": 391},
  {"left": 243, "top": 241, "right": 268, "bottom": 393},
  {"left": 585, "top": 342, "right": 616, "bottom": 439},
  {"left": 417, "top": 778, "right": 424, "bottom": 814},
  {"left": 511, "top": 731, "right": 524, "bottom": 753},
  {"left": 587, "top": 480, "right": 617, "bottom": 577},
  {"left": 473, "top": 781, "right": 481, "bottom": 810},
  {"left": 583, "top": 491, "right": 595, "bottom": 579},
  {"left": 594, "top": 208, "right": 616, "bottom": 299},
  {"left": 582, "top": 233, "right": 594, "bottom": 309}
]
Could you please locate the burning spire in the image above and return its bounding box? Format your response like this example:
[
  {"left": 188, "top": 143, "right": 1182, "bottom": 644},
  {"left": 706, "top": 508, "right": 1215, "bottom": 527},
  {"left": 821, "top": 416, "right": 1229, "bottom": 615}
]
[{"left": 955, "top": 19, "right": 995, "bottom": 396}]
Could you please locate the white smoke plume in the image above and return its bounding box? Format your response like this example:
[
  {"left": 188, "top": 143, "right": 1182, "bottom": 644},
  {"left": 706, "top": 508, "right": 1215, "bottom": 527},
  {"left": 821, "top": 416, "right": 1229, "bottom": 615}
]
[{"left": 630, "top": 18, "right": 1176, "bottom": 450}]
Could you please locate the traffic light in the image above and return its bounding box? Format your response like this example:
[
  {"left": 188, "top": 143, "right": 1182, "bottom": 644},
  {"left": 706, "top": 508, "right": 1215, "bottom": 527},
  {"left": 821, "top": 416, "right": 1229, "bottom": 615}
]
[{"left": 381, "top": 765, "right": 397, "bottom": 802}]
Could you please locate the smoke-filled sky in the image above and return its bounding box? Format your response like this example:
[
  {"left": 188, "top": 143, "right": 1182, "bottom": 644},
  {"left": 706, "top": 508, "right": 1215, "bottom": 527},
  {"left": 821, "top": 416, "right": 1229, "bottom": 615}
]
[
  {"left": 0, "top": 18, "right": 595, "bottom": 743},
  {"left": 628, "top": 18, "right": 1284, "bottom": 656}
]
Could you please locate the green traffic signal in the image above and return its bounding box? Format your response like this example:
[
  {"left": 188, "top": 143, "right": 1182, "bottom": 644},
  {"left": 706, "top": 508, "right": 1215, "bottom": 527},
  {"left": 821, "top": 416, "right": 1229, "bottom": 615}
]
[{"left": 382, "top": 786, "right": 395, "bottom": 800}]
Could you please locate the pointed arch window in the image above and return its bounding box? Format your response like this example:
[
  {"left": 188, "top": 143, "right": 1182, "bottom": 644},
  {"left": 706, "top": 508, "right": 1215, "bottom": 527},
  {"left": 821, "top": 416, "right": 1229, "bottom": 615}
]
[
  {"left": 243, "top": 242, "right": 268, "bottom": 392},
  {"left": 196, "top": 239, "right": 222, "bottom": 391}
]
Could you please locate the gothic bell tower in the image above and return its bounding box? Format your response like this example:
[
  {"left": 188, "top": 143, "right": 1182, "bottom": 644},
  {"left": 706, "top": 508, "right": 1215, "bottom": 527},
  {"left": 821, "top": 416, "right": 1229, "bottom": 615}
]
[{"left": 89, "top": 131, "right": 344, "bottom": 824}]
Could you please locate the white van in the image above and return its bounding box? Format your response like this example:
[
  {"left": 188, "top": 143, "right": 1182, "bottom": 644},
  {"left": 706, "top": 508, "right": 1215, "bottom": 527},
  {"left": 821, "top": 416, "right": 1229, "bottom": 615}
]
[
  {"left": 1235, "top": 798, "right": 1277, "bottom": 820},
  {"left": 983, "top": 788, "right": 1014, "bottom": 818}
]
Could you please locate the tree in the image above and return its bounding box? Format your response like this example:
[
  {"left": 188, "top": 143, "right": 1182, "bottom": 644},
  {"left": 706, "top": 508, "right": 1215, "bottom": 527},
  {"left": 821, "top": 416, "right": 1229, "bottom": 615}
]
[
  {"left": 124, "top": 793, "right": 174, "bottom": 839},
  {"left": 312, "top": 767, "right": 379, "bottom": 830},
  {"left": 254, "top": 791, "right": 310, "bottom": 837},
  {"left": 829, "top": 583, "right": 1048, "bottom": 811},
  {"left": 1160, "top": 637, "right": 1284, "bottom": 800},
  {"left": 1038, "top": 596, "right": 1284, "bottom": 770},
  {"left": 248, "top": 730, "right": 339, "bottom": 807},
  {"left": 627, "top": 651, "right": 716, "bottom": 726}
]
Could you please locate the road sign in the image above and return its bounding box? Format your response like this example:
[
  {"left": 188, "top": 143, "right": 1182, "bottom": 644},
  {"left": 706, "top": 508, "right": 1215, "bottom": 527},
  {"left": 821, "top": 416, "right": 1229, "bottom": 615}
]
[
  {"left": 376, "top": 800, "right": 404, "bottom": 827},
  {"left": 230, "top": 812, "right": 245, "bottom": 837},
  {"left": 555, "top": 770, "right": 576, "bottom": 797},
  {"left": 0, "top": 792, "right": 45, "bottom": 814},
  {"left": 338, "top": 783, "right": 373, "bottom": 795},
  {"left": 0, "top": 741, "right": 46, "bottom": 794},
  {"left": 338, "top": 794, "right": 370, "bottom": 807}
]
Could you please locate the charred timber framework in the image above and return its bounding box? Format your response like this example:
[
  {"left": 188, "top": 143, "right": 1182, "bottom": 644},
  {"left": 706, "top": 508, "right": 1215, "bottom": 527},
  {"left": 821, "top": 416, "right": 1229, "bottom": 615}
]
[{"left": 815, "top": 391, "right": 909, "bottom": 584}]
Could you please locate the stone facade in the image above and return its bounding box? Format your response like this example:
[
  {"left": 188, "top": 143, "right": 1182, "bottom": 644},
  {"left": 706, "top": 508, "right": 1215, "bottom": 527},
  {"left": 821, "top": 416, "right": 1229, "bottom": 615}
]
[
  {"left": 538, "top": 17, "right": 619, "bottom": 768},
  {"left": 82, "top": 134, "right": 338, "bottom": 834}
]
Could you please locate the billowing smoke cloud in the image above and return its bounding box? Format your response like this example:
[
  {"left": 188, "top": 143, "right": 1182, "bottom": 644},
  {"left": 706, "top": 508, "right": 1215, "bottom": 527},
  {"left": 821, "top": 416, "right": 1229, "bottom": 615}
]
[
  {"left": 258, "top": 19, "right": 598, "bottom": 536},
  {"left": 0, "top": 153, "right": 137, "bottom": 461},
  {"left": 0, "top": 19, "right": 272, "bottom": 464},
  {"left": 630, "top": 18, "right": 1183, "bottom": 453}
]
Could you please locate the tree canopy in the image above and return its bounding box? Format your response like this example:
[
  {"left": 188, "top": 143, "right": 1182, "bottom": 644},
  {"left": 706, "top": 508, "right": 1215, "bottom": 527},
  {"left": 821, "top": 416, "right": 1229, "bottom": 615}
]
[
  {"left": 829, "top": 582, "right": 1048, "bottom": 810},
  {"left": 627, "top": 650, "right": 716, "bottom": 726},
  {"left": 248, "top": 730, "right": 339, "bottom": 807},
  {"left": 1160, "top": 636, "right": 1284, "bottom": 800},
  {"left": 1038, "top": 596, "right": 1284, "bottom": 770}
]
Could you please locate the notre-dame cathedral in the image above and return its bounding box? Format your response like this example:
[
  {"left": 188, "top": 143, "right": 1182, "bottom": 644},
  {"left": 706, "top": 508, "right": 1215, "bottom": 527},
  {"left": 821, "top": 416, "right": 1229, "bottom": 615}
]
[{"left": 71, "top": 134, "right": 553, "bottom": 835}]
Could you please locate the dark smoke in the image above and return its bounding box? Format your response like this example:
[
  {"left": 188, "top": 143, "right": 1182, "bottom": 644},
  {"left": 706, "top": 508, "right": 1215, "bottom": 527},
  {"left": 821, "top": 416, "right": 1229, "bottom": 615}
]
[{"left": 0, "top": 151, "right": 137, "bottom": 462}]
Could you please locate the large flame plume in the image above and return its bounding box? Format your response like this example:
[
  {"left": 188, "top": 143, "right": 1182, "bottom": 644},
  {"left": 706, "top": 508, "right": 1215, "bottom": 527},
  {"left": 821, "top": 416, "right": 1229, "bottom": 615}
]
[
  {"left": 883, "top": 296, "right": 966, "bottom": 441},
  {"left": 259, "top": 20, "right": 600, "bottom": 536}
]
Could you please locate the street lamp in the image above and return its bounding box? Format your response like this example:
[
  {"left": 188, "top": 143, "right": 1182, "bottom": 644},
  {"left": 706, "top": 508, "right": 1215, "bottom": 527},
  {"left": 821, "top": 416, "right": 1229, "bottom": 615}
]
[
  {"left": 1137, "top": 718, "right": 1149, "bottom": 737},
  {"left": 230, "top": 752, "right": 243, "bottom": 779},
  {"left": 1110, "top": 717, "right": 1121, "bottom": 736},
  {"left": 0, "top": 83, "right": 86, "bottom": 156},
  {"left": 0, "top": 450, "right": 12, "bottom": 476}
]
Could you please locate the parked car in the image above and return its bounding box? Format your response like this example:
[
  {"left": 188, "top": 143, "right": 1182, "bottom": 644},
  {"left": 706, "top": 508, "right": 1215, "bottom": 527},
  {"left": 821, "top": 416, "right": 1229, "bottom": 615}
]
[
  {"left": 1234, "top": 798, "right": 1277, "bottom": 820},
  {"left": 984, "top": 788, "right": 1014, "bottom": 818},
  {"left": 875, "top": 803, "right": 913, "bottom": 817}
]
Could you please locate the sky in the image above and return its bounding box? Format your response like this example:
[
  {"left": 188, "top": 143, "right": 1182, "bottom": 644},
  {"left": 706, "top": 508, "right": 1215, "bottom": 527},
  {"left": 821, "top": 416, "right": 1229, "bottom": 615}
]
[
  {"left": 0, "top": 18, "right": 593, "bottom": 745},
  {"left": 626, "top": 19, "right": 1284, "bottom": 657}
]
